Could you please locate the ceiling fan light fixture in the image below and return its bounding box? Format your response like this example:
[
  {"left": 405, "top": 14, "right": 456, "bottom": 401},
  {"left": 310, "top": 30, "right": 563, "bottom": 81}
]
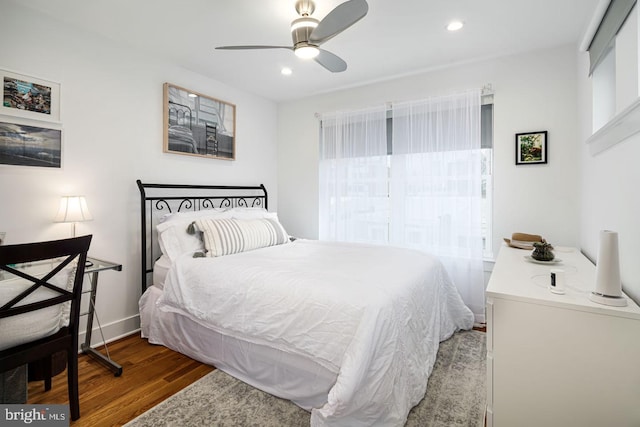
[
  {"left": 294, "top": 45, "right": 320, "bottom": 59},
  {"left": 215, "top": 0, "right": 368, "bottom": 73}
]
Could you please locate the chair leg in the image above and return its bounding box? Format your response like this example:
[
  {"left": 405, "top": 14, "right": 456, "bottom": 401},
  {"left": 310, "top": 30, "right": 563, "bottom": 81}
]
[
  {"left": 66, "top": 349, "right": 80, "bottom": 421},
  {"left": 43, "top": 355, "right": 52, "bottom": 391}
]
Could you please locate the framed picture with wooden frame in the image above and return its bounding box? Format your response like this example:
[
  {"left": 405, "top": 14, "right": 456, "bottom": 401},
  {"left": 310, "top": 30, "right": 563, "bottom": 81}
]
[
  {"left": 515, "top": 131, "right": 547, "bottom": 165},
  {"left": 163, "top": 83, "right": 236, "bottom": 161}
]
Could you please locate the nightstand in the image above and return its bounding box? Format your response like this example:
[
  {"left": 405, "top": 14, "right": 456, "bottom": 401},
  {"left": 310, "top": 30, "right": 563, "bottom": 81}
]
[{"left": 81, "top": 256, "right": 123, "bottom": 376}]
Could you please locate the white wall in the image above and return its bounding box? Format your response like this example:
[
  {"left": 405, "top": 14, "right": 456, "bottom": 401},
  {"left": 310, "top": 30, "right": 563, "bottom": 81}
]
[
  {"left": 577, "top": 50, "right": 640, "bottom": 305},
  {"left": 277, "top": 45, "right": 582, "bottom": 260},
  {"left": 0, "top": 4, "right": 279, "bottom": 344}
]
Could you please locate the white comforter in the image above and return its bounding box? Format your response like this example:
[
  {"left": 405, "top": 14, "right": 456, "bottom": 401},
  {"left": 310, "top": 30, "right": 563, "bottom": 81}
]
[{"left": 157, "top": 239, "right": 473, "bottom": 427}]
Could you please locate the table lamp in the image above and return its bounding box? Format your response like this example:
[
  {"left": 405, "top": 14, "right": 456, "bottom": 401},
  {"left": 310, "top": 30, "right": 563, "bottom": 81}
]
[{"left": 54, "top": 196, "right": 93, "bottom": 237}]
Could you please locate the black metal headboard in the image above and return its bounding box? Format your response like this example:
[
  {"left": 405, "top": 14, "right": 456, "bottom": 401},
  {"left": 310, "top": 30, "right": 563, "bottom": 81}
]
[{"left": 136, "top": 180, "right": 268, "bottom": 294}]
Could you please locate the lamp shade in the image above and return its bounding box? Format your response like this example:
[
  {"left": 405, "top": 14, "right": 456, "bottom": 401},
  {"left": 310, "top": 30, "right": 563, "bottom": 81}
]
[{"left": 54, "top": 196, "right": 93, "bottom": 223}]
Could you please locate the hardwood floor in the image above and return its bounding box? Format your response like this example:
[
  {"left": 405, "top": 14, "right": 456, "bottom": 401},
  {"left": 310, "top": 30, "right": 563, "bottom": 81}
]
[{"left": 27, "top": 333, "right": 214, "bottom": 427}]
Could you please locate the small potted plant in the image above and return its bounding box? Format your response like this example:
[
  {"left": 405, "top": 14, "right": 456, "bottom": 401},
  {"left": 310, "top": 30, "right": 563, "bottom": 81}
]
[{"left": 531, "top": 241, "right": 555, "bottom": 261}]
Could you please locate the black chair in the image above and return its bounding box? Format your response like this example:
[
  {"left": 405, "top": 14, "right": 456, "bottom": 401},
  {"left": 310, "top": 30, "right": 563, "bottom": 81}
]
[{"left": 0, "top": 235, "right": 92, "bottom": 420}]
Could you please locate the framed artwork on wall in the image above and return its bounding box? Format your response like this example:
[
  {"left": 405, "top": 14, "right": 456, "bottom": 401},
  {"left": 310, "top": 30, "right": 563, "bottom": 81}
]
[
  {"left": 0, "top": 120, "right": 62, "bottom": 168},
  {"left": 1, "top": 68, "right": 61, "bottom": 123},
  {"left": 163, "top": 83, "right": 236, "bottom": 161},
  {"left": 515, "top": 131, "right": 547, "bottom": 165}
]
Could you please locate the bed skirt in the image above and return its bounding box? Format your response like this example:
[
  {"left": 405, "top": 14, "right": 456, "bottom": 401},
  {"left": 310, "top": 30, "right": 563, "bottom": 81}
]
[{"left": 140, "top": 285, "right": 337, "bottom": 410}]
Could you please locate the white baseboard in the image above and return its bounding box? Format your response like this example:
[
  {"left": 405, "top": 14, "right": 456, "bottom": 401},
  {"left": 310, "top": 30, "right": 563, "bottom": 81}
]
[{"left": 78, "top": 314, "right": 140, "bottom": 350}]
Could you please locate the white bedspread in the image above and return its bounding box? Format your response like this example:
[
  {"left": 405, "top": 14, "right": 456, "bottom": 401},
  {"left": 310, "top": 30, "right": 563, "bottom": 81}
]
[{"left": 157, "top": 239, "right": 473, "bottom": 427}]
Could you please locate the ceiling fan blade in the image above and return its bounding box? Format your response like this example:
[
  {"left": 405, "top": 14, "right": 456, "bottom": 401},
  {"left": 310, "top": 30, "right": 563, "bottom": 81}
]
[
  {"left": 216, "top": 45, "right": 293, "bottom": 51},
  {"left": 314, "top": 49, "right": 347, "bottom": 73},
  {"left": 309, "top": 0, "right": 368, "bottom": 45}
]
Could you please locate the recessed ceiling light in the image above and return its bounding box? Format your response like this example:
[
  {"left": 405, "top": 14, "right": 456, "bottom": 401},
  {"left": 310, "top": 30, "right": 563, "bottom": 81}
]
[
  {"left": 281, "top": 67, "right": 293, "bottom": 76},
  {"left": 447, "top": 21, "right": 464, "bottom": 31}
]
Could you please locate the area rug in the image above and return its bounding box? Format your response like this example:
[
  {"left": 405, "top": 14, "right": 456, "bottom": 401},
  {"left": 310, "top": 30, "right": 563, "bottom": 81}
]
[{"left": 124, "top": 330, "right": 486, "bottom": 427}]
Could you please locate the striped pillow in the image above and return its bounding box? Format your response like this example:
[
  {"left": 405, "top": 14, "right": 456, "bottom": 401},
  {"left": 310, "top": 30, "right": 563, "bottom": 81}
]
[{"left": 195, "top": 217, "right": 288, "bottom": 257}]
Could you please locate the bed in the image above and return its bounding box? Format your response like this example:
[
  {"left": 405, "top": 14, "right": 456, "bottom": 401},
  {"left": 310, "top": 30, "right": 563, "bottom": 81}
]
[{"left": 136, "top": 180, "right": 474, "bottom": 427}]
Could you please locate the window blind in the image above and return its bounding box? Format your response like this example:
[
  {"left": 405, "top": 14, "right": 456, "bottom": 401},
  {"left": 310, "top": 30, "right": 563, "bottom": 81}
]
[{"left": 588, "top": 0, "right": 637, "bottom": 75}]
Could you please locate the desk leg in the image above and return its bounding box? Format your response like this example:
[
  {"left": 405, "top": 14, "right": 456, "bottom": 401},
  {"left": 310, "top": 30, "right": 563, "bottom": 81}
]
[
  {"left": 82, "top": 271, "right": 123, "bottom": 377},
  {"left": 80, "top": 344, "right": 122, "bottom": 377}
]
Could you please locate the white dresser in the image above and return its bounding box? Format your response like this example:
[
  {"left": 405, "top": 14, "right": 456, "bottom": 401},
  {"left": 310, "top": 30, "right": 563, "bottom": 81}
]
[{"left": 486, "top": 245, "right": 640, "bottom": 427}]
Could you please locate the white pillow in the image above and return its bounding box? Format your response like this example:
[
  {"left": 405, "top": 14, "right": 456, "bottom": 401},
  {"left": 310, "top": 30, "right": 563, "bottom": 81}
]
[
  {"left": 228, "top": 207, "right": 278, "bottom": 221},
  {"left": 152, "top": 255, "right": 172, "bottom": 290},
  {"left": 195, "top": 217, "right": 289, "bottom": 257},
  {"left": 0, "top": 262, "right": 76, "bottom": 351},
  {"left": 160, "top": 208, "right": 229, "bottom": 224},
  {"left": 157, "top": 209, "right": 233, "bottom": 260}
]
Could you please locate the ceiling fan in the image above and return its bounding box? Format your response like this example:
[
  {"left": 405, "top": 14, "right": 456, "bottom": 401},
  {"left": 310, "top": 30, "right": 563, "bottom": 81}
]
[{"left": 215, "top": 0, "right": 368, "bottom": 73}]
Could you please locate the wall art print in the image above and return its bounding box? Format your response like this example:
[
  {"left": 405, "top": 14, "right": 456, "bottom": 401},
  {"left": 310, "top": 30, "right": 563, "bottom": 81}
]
[
  {"left": 163, "top": 83, "right": 236, "bottom": 161},
  {"left": 1, "top": 69, "right": 61, "bottom": 123},
  {"left": 515, "top": 131, "right": 547, "bottom": 165},
  {"left": 0, "top": 121, "right": 62, "bottom": 168}
]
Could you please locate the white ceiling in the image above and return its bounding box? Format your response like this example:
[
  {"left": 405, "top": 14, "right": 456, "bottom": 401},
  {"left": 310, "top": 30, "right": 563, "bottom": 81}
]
[{"left": 13, "top": 0, "right": 600, "bottom": 102}]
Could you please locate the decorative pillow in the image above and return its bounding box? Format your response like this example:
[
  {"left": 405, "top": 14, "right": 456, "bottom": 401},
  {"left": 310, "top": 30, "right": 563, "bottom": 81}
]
[
  {"left": 195, "top": 217, "right": 289, "bottom": 257},
  {"left": 157, "top": 209, "right": 233, "bottom": 260}
]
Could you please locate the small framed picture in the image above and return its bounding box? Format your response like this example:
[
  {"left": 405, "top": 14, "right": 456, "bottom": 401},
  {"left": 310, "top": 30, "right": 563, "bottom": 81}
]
[
  {"left": 515, "top": 131, "right": 547, "bottom": 165},
  {"left": 1, "top": 68, "right": 61, "bottom": 123}
]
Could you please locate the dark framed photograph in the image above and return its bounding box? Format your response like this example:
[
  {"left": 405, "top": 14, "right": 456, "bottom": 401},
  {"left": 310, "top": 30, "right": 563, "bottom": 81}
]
[
  {"left": 163, "top": 83, "right": 236, "bottom": 161},
  {"left": 515, "top": 131, "right": 547, "bottom": 165},
  {"left": 0, "top": 121, "right": 62, "bottom": 168}
]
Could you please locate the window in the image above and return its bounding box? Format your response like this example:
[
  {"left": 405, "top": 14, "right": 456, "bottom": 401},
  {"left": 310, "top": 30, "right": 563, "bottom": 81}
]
[
  {"left": 319, "top": 99, "right": 494, "bottom": 258},
  {"left": 587, "top": 0, "right": 637, "bottom": 132}
]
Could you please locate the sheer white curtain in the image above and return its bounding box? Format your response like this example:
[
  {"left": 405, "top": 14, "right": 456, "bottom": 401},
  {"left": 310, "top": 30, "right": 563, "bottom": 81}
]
[
  {"left": 318, "top": 91, "right": 485, "bottom": 321},
  {"left": 391, "top": 90, "right": 484, "bottom": 319},
  {"left": 319, "top": 106, "right": 389, "bottom": 243}
]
